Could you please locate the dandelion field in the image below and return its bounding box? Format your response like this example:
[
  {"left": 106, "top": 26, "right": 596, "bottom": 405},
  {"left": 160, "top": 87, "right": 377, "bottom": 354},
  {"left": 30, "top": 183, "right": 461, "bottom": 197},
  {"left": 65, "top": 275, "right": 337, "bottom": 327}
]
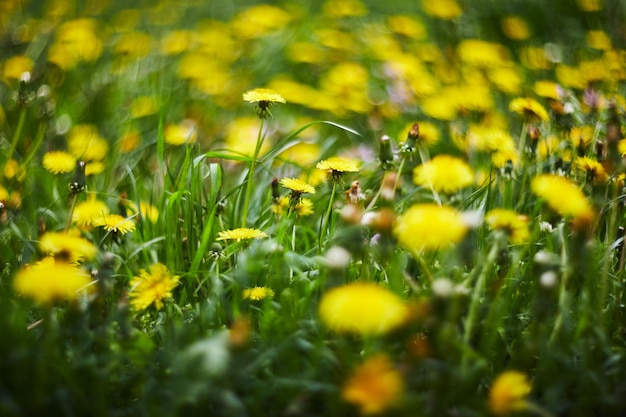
[{"left": 2, "top": 0, "right": 626, "bottom": 415}]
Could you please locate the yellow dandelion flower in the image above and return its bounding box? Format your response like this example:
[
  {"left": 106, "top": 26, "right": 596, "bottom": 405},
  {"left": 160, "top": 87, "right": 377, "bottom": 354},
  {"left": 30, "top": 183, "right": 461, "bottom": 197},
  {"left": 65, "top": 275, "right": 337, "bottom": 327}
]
[
  {"left": 137, "top": 202, "right": 159, "bottom": 223},
  {"left": 501, "top": 16, "right": 530, "bottom": 40},
  {"left": 399, "top": 121, "right": 440, "bottom": 148},
  {"left": 394, "top": 204, "right": 469, "bottom": 252},
  {"left": 569, "top": 126, "right": 594, "bottom": 151},
  {"left": 489, "top": 371, "right": 531, "bottom": 416},
  {"left": 422, "top": 0, "right": 462, "bottom": 20},
  {"left": 319, "top": 282, "right": 408, "bottom": 335},
  {"left": 243, "top": 88, "right": 286, "bottom": 119},
  {"left": 160, "top": 30, "right": 192, "bottom": 55},
  {"left": 322, "top": 0, "right": 367, "bottom": 18},
  {"left": 578, "top": 0, "right": 602, "bottom": 12},
  {"left": 242, "top": 286, "right": 275, "bottom": 301},
  {"left": 93, "top": 214, "right": 136, "bottom": 235},
  {"left": 225, "top": 117, "right": 272, "bottom": 157},
  {"left": 413, "top": 155, "right": 474, "bottom": 194},
  {"left": 573, "top": 156, "right": 608, "bottom": 185},
  {"left": 457, "top": 40, "right": 506, "bottom": 67},
  {"left": 114, "top": 31, "right": 152, "bottom": 58},
  {"left": 68, "top": 125, "right": 109, "bottom": 161},
  {"left": 342, "top": 353, "right": 404, "bottom": 415},
  {"left": 509, "top": 98, "right": 549, "bottom": 122},
  {"left": 534, "top": 81, "right": 561, "bottom": 100},
  {"left": 217, "top": 228, "right": 268, "bottom": 241},
  {"left": 4, "top": 159, "right": 25, "bottom": 182},
  {"left": 13, "top": 258, "right": 92, "bottom": 304},
  {"left": 485, "top": 209, "right": 530, "bottom": 244},
  {"left": 272, "top": 196, "right": 290, "bottom": 216},
  {"left": 294, "top": 198, "right": 314, "bottom": 216},
  {"left": 42, "top": 151, "right": 77, "bottom": 174},
  {"left": 129, "top": 263, "right": 180, "bottom": 310},
  {"left": 130, "top": 96, "right": 159, "bottom": 118},
  {"left": 164, "top": 120, "right": 198, "bottom": 145},
  {"left": 0, "top": 185, "right": 9, "bottom": 201},
  {"left": 85, "top": 161, "right": 105, "bottom": 176},
  {"left": 39, "top": 232, "right": 97, "bottom": 262},
  {"left": 618, "top": 139, "right": 626, "bottom": 157},
  {"left": 587, "top": 30, "right": 611, "bottom": 50},
  {"left": 280, "top": 178, "right": 316, "bottom": 195},
  {"left": 3, "top": 55, "right": 33, "bottom": 80},
  {"left": 387, "top": 15, "right": 427, "bottom": 39},
  {"left": 73, "top": 196, "right": 109, "bottom": 228},
  {"left": 231, "top": 5, "right": 291, "bottom": 39},
  {"left": 316, "top": 157, "right": 360, "bottom": 182},
  {"left": 531, "top": 174, "right": 594, "bottom": 222}
]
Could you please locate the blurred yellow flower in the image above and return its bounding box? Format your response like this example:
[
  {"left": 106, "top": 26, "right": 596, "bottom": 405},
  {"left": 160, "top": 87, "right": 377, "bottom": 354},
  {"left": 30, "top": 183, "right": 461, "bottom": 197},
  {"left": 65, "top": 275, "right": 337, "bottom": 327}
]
[
  {"left": 485, "top": 209, "right": 530, "bottom": 244},
  {"left": 137, "top": 202, "right": 159, "bottom": 223},
  {"left": 119, "top": 129, "right": 141, "bottom": 153},
  {"left": 399, "top": 121, "right": 440, "bottom": 148},
  {"left": 489, "top": 371, "right": 531, "bottom": 415},
  {"left": 422, "top": 0, "right": 462, "bottom": 20},
  {"left": 586, "top": 30, "right": 612, "bottom": 50},
  {"left": 14, "top": 257, "right": 92, "bottom": 304},
  {"left": 217, "top": 228, "right": 268, "bottom": 241},
  {"left": 242, "top": 286, "right": 275, "bottom": 301},
  {"left": 231, "top": 5, "right": 291, "bottom": 39},
  {"left": 85, "top": 161, "right": 105, "bottom": 176},
  {"left": 319, "top": 282, "right": 407, "bottom": 335},
  {"left": 578, "top": 0, "right": 602, "bottom": 12},
  {"left": 387, "top": 15, "right": 427, "bottom": 39},
  {"left": 114, "top": 31, "right": 152, "bottom": 58},
  {"left": 40, "top": 232, "right": 97, "bottom": 263},
  {"left": 42, "top": 151, "right": 76, "bottom": 174},
  {"left": 130, "top": 96, "right": 159, "bottom": 118},
  {"left": 4, "top": 159, "right": 25, "bottom": 182},
  {"left": 321, "top": 62, "right": 371, "bottom": 115},
  {"left": 129, "top": 263, "right": 180, "bottom": 310},
  {"left": 509, "top": 98, "right": 549, "bottom": 122},
  {"left": 48, "top": 18, "right": 103, "bottom": 70},
  {"left": 394, "top": 204, "right": 468, "bottom": 252},
  {"left": 294, "top": 198, "right": 314, "bottom": 216},
  {"left": 160, "top": 30, "right": 192, "bottom": 55},
  {"left": 225, "top": 117, "right": 271, "bottom": 157},
  {"left": 573, "top": 156, "right": 608, "bottom": 185},
  {"left": 68, "top": 125, "right": 109, "bottom": 161},
  {"left": 501, "top": 16, "right": 530, "bottom": 40},
  {"left": 3, "top": 55, "right": 33, "bottom": 80},
  {"left": 0, "top": 185, "right": 8, "bottom": 201},
  {"left": 73, "top": 196, "right": 109, "bottom": 229},
  {"left": 164, "top": 120, "right": 198, "bottom": 145},
  {"left": 342, "top": 354, "right": 404, "bottom": 415},
  {"left": 94, "top": 214, "right": 136, "bottom": 235},
  {"left": 531, "top": 174, "right": 594, "bottom": 222},
  {"left": 421, "top": 93, "right": 457, "bottom": 120},
  {"left": 413, "top": 155, "right": 474, "bottom": 194},
  {"left": 534, "top": 81, "right": 561, "bottom": 100},
  {"left": 569, "top": 126, "right": 594, "bottom": 151},
  {"left": 458, "top": 40, "right": 507, "bottom": 67},
  {"left": 322, "top": 0, "right": 367, "bottom": 17},
  {"left": 488, "top": 66, "right": 522, "bottom": 94}
]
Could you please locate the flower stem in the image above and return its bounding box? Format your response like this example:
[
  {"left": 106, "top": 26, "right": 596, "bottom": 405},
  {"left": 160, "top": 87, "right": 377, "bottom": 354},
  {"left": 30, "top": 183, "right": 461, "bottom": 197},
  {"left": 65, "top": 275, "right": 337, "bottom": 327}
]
[
  {"left": 319, "top": 182, "right": 337, "bottom": 252},
  {"left": 7, "top": 108, "right": 26, "bottom": 162},
  {"left": 241, "top": 118, "right": 265, "bottom": 228},
  {"left": 22, "top": 123, "right": 46, "bottom": 167}
]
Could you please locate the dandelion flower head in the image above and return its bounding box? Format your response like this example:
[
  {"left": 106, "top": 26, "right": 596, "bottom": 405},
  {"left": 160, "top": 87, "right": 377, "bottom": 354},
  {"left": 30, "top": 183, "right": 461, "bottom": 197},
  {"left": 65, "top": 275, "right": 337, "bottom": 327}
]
[
  {"left": 40, "top": 231, "right": 98, "bottom": 263},
  {"left": 509, "top": 97, "right": 549, "bottom": 122},
  {"left": 217, "top": 228, "right": 268, "bottom": 241},
  {"left": 413, "top": 154, "right": 474, "bottom": 194},
  {"left": 294, "top": 198, "right": 314, "bottom": 216},
  {"left": 489, "top": 371, "right": 531, "bottom": 415},
  {"left": 342, "top": 353, "right": 404, "bottom": 415},
  {"left": 280, "top": 178, "right": 316, "bottom": 195},
  {"left": 13, "top": 257, "right": 92, "bottom": 304},
  {"left": 242, "top": 286, "right": 275, "bottom": 301},
  {"left": 93, "top": 214, "right": 136, "bottom": 235},
  {"left": 485, "top": 209, "right": 530, "bottom": 244},
  {"left": 72, "top": 196, "right": 110, "bottom": 229},
  {"left": 573, "top": 156, "right": 608, "bottom": 185},
  {"left": 129, "top": 263, "right": 180, "bottom": 310},
  {"left": 531, "top": 174, "right": 594, "bottom": 223},
  {"left": 394, "top": 204, "right": 469, "bottom": 252},
  {"left": 164, "top": 119, "right": 198, "bottom": 145},
  {"left": 67, "top": 124, "right": 109, "bottom": 161},
  {"left": 319, "top": 282, "right": 407, "bottom": 335},
  {"left": 43, "top": 151, "right": 77, "bottom": 175},
  {"left": 243, "top": 88, "right": 285, "bottom": 118},
  {"left": 316, "top": 157, "right": 360, "bottom": 176},
  {"left": 422, "top": 0, "right": 462, "bottom": 20}
]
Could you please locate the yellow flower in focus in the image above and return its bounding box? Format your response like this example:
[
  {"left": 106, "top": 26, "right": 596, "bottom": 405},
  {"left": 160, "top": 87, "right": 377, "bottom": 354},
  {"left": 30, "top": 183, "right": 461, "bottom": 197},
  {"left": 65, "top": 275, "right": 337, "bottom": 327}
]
[
  {"left": 394, "top": 204, "right": 468, "bottom": 252},
  {"left": 316, "top": 157, "right": 360, "bottom": 174},
  {"left": 485, "top": 209, "right": 530, "bottom": 244},
  {"left": 217, "top": 228, "right": 268, "bottom": 241},
  {"left": 509, "top": 98, "right": 549, "bottom": 122},
  {"left": 531, "top": 174, "right": 594, "bottom": 223},
  {"left": 413, "top": 155, "right": 474, "bottom": 194},
  {"left": 501, "top": 16, "right": 530, "bottom": 40},
  {"left": 164, "top": 120, "right": 198, "bottom": 145},
  {"left": 43, "top": 151, "right": 77, "bottom": 174},
  {"left": 280, "top": 178, "right": 316, "bottom": 195},
  {"left": 68, "top": 125, "right": 109, "bottom": 161},
  {"left": 14, "top": 257, "right": 92, "bottom": 304},
  {"left": 73, "top": 196, "right": 109, "bottom": 229},
  {"left": 573, "top": 157, "right": 608, "bottom": 185},
  {"left": 3, "top": 55, "right": 33, "bottom": 80},
  {"left": 319, "top": 282, "right": 407, "bottom": 335},
  {"left": 129, "top": 263, "right": 180, "bottom": 310},
  {"left": 94, "top": 214, "right": 136, "bottom": 235},
  {"left": 489, "top": 371, "right": 531, "bottom": 415},
  {"left": 242, "top": 286, "right": 275, "bottom": 301},
  {"left": 422, "top": 0, "right": 462, "bottom": 19},
  {"left": 342, "top": 354, "right": 404, "bottom": 415},
  {"left": 243, "top": 88, "right": 286, "bottom": 119},
  {"left": 40, "top": 232, "right": 97, "bottom": 262}
]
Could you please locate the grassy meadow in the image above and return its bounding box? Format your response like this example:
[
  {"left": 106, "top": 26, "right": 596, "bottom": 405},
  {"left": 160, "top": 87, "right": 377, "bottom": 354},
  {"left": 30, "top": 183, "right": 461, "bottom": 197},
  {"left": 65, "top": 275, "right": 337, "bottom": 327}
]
[{"left": 2, "top": 0, "right": 626, "bottom": 415}]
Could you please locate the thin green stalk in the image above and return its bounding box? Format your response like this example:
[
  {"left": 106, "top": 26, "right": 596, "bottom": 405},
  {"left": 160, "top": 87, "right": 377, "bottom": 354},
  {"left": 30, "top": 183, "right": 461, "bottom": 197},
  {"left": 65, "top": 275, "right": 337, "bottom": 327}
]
[
  {"left": 517, "top": 122, "right": 528, "bottom": 157},
  {"left": 7, "top": 108, "right": 27, "bottom": 162},
  {"left": 22, "top": 123, "right": 46, "bottom": 167},
  {"left": 600, "top": 186, "right": 619, "bottom": 327},
  {"left": 549, "top": 224, "right": 569, "bottom": 345},
  {"left": 318, "top": 182, "right": 337, "bottom": 252},
  {"left": 241, "top": 118, "right": 265, "bottom": 228}
]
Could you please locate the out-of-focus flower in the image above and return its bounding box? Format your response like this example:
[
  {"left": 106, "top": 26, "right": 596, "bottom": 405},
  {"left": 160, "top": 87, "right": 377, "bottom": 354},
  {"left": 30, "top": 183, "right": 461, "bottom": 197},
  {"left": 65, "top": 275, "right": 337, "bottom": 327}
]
[
  {"left": 501, "top": 16, "right": 530, "bottom": 40},
  {"left": 160, "top": 30, "right": 192, "bottom": 55},
  {"left": 531, "top": 174, "right": 594, "bottom": 224},
  {"left": 586, "top": 30, "right": 612, "bottom": 50},
  {"left": 400, "top": 122, "right": 440, "bottom": 148},
  {"left": 3, "top": 55, "right": 33, "bottom": 80},
  {"left": 387, "top": 15, "right": 427, "bottom": 39},
  {"left": 320, "top": 62, "right": 372, "bottom": 115},
  {"left": 48, "top": 18, "right": 103, "bottom": 70},
  {"left": 485, "top": 209, "right": 530, "bottom": 244},
  {"left": 342, "top": 353, "right": 404, "bottom": 415},
  {"left": 129, "top": 263, "right": 180, "bottom": 310},
  {"left": 319, "top": 282, "right": 407, "bottom": 335},
  {"left": 85, "top": 161, "right": 105, "bottom": 176},
  {"left": 40, "top": 232, "right": 97, "bottom": 262},
  {"left": 578, "top": 0, "right": 602, "bottom": 12},
  {"left": 73, "top": 196, "right": 109, "bottom": 229},
  {"left": 509, "top": 98, "right": 549, "bottom": 122},
  {"left": 217, "top": 228, "right": 268, "bottom": 241},
  {"left": 43, "top": 151, "right": 77, "bottom": 174},
  {"left": 413, "top": 155, "right": 474, "bottom": 194},
  {"left": 242, "top": 286, "right": 275, "bottom": 301},
  {"left": 94, "top": 214, "right": 136, "bottom": 235},
  {"left": 294, "top": 198, "right": 314, "bottom": 216},
  {"left": 13, "top": 257, "right": 92, "bottom": 304},
  {"left": 573, "top": 156, "right": 608, "bottom": 185},
  {"left": 534, "top": 81, "right": 561, "bottom": 100},
  {"left": 119, "top": 129, "right": 141, "bottom": 153},
  {"left": 225, "top": 117, "right": 271, "bottom": 157},
  {"left": 4, "top": 159, "right": 25, "bottom": 182},
  {"left": 458, "top": 40, "right": 507, "bottom": 67},
  {"left": 569, "top": 126, "right": 594, "bottom": 151},
  {"left": 394, "top": 204, "right": 469, "bottom": 252},
  {"left": 322, "top": 0, "right": 367, "bottom": 18},
  {"left": 164, "top": 120, "right": 198, "bottom": 145},
  {"left": 230, "top": 5, "right": 291, "bottom": 39},
  {"left": 68, "top": 125, "right": 109, "bottom": 161},
  {"left": 130, "top": 96, "right": 159, "bottom": 118},
  {"left": 489, "top": 371, "right": 532, "bottom": 415},
  {"left": 114, "top": 31, "right": 152, "bottom": 58},
  {"left": 422, "top": 0, "right": 462, "bottom": 20}
]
